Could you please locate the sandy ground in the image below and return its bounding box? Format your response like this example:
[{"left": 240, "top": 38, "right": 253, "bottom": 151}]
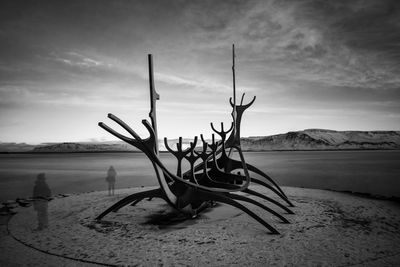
[{"left": 1, "top": 186, "right": 400, "bottom": 266}]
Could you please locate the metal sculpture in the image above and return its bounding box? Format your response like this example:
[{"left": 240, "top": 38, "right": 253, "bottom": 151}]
[{"left": 96, "top": 46, "right": 293, "bottom": 234}]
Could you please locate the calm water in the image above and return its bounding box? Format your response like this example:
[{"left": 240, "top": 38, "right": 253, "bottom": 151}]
[{"left": 0, "top": 151, "right": 399, "bottom": 201}]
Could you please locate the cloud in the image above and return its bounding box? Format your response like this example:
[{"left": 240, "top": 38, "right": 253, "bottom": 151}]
[
  {"left": 176, "top": 0, "right": 400, "bottom": 93},
  {"left": 154, "top": 72, "right": 233, "bottom": 93},
  {"left": 47, "top": 51, "right": 110, "bottom": 68},
  {"left": 1, "top": 0, "right": 400, "bottom": 142}
]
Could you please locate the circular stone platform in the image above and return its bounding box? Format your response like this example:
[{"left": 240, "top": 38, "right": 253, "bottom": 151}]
[{"left": 7, "top": 186, "right": 400, "bottom": 266}]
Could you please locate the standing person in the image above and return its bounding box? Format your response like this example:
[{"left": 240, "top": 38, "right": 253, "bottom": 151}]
[
  {"left": 106, "top": 166, "right": 117, "bottom": 196},
  {"left": 33, "top": 173, "right": 51, "bottom": 230}
]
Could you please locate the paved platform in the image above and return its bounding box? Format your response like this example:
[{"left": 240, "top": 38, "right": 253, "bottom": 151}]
[{"left": 2, "top": 186, "right": 400, "bottom": 266}]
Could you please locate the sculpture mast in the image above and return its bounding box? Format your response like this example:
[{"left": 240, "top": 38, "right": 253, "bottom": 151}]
[
  {"left": 148, "top": 54, "right": 160, "bottom": 155},
  {"left": 232, "top": 44, "right": 237, "bottom": 136},
  {"left": 228, "top": 44, "right": 237, "bottom": 157}
]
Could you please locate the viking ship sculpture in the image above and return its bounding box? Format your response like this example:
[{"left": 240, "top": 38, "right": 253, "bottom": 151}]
[{"left": 96, "top": 45, "right": 294, "bottom": 234}]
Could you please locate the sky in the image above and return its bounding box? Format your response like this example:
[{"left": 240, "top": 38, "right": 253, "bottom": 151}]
[{"left": 1, "top": 0, "right": 399, "bottom": 144}]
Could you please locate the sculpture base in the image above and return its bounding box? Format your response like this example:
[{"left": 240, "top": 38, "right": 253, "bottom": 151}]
[{"left": 4, "top": 186, "right": 400, "bottom": 266}]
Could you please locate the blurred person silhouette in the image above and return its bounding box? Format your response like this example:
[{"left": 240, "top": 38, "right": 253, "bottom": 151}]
[
  {"left": 33, "top": 173, "right": 51, "bottom": 230},
  {"left": 106, "top": 166, "right": 117, "bottom": 196}
]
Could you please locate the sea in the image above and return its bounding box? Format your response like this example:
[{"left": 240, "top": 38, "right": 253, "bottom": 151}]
[{"left": 1, "top": 150, "right": 399, "bottom": 202}]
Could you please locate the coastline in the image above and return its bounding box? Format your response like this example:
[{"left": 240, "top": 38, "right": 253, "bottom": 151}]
[{"left": 2, "top": 148, "right": 400, "bottom": 154}]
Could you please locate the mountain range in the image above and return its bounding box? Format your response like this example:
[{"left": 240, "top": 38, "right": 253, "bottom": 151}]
[
  {"left": 1, "top": 129, "right": 399, "bottom": 153},
  {"left": 241, "top": 129, "right": 400, "bottom": 151}
]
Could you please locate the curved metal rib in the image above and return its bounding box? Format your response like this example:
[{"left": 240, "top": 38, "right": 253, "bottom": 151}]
[
  {"left": 96, "top": 188, "right": 163, "bottom": 220},
  {"left": 119, "top": 118, "right": 248, "bottom": 194},
  {"left": 217, "top": 154, "right": 293, "bottom": 206},
  {"left": 130, "top": 198, "right": 143, "bottom": 207},
  {"left": 250, "top": 177, "right": 293, "bottom": 207},
  {"left": 199, "top": 190, "right": 280, "bottom": 234},
  {"left": 226, "top": 94, "right": 256, "bottom": 148},
  {"left": 210, "top": 122, "right": 233, "bottom": 140},
  {"left": 242, "top": 164, "right": 293, "bottom": 206},
  {"left": 108, "top": 113, "right": 143, "bottom": 141},
  {"left": 164, "top": 137, "right": 190, "bottom": 177},
  {"left": 229, "top": 93, "right": 256, "bottom": 109},
  {"left": 98, "top": 122, "right": 134, "bottom": 146},
  {"left": 243, "top": 188, "right": 294, "bottom": 214},
  {"left": 227, "top": 193, "right": 289, "bottom": 223}
]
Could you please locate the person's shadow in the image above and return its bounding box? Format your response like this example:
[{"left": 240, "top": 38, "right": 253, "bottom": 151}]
[
  {"left": 106, "top": 166, "right": 117, "bottom": 196},
  {"left": 33, "top": 173, "right": 51, "bottom": 230}
]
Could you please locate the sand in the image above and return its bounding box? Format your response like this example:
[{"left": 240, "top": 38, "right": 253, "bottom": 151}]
[{"left": 2, "top": 186, "right": 400, "bottom": 266}]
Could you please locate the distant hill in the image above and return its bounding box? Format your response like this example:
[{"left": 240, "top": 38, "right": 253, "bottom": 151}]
[
  {"left": 241, "top": 129, "right": 400, "bottom": 151},
  {"left": 32, "top": 139, "right": 197, "bottom": 153},
  {"left": 31, "top": 142, "right": 139, "bottom": 153},
  {"left": 0, "top": 141, "right": 138, "bottom": 153},
  {"left": 1, "top": 129, "right": 400, "bottom": 152},
  {"left": 0, "top": 142, "right": 37, "bottom": 152}
]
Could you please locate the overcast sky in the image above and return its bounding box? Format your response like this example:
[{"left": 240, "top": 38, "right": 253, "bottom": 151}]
[{"left": 1, "top": 0, "right": 399, "bottom": 144}]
